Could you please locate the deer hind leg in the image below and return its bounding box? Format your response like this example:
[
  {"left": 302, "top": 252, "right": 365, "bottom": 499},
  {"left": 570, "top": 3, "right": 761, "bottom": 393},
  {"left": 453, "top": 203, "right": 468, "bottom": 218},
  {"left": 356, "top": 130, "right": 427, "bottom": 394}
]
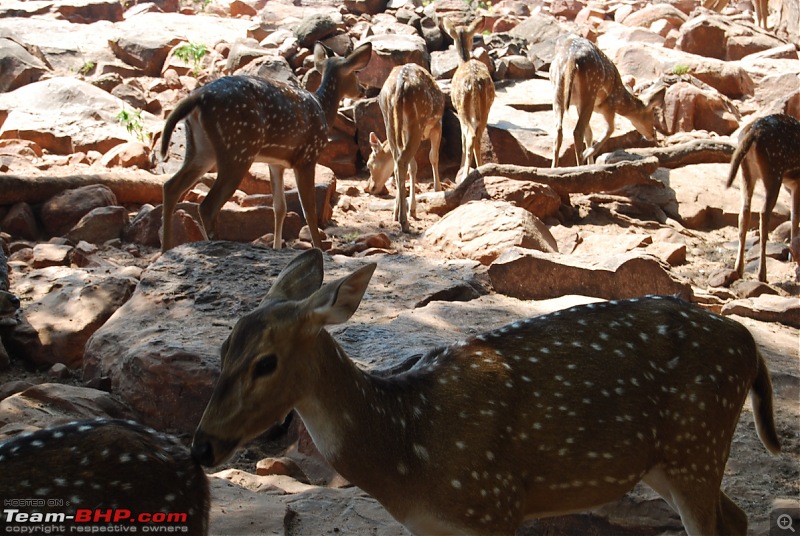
[
  {"left": 294, "top": 163, "right": 323, "bottom": 249},
  {"left": 408, "top": 156, "right": 419, "bottom": 219},
  {"left": 269, "top": 164, "right": 286, "bottom": 249},
  {"left": 160, "top": 123, "right": 216, "bottom": 252},
  {"left": 583, "top": 109, "right": 615, "bottom": 164},
  {"left": 788, "top": 178, "right": 800, "bottom": 263},
  {"left": 456, "top": 116, "right": 470, "bottom": 183},
  {"left": 572, "top": 100, "right": 594, "bottom": 166},
  {"left": 757, "top": 168, "right": 783, "bottom": 282},
  {"left": 198, "top": 155, "right": 252, "bottom": 243},
  {"left": 552, "top": 104, "right": 565, "bottom": 168},
  {"left": 734, "top": 158, "right": 757, "bottom": 277},
  {"left": 428, "top": 121, "right": 443, "bottom": 192},
  {"left": 643, "top": 466, "right": 744, "bottom": 536}
]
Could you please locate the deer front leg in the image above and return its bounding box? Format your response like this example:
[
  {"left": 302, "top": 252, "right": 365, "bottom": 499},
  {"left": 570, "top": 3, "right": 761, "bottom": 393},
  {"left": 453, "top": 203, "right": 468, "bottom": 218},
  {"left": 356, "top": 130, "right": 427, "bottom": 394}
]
[
  {"left": 270, "top": 164, "right": 287, "bottom": 249},
  {"left": 294, "top": 163, "right": 323, "bottom": 249},
  {"left": 734, "top": 165, "right": 755, "bottom": 278},
  {"left": 552, "top": 105, "right": 565, "bottom": 168},
  {"left": 408, "top": 156, "right": 418, "bottom": 219}
]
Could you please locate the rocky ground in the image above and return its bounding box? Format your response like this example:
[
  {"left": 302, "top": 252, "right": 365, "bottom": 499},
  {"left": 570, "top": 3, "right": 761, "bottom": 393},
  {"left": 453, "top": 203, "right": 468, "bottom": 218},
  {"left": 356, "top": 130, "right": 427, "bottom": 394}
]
[{"left": 0, "top": 0, "right": 798, "bottom": 534}]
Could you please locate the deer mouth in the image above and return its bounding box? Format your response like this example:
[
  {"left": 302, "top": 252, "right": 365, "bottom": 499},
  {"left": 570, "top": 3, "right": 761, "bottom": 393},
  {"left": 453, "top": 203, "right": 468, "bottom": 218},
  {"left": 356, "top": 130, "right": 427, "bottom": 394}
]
[{"left": 191, "top": 429, "right": 241, "bottom": 467}]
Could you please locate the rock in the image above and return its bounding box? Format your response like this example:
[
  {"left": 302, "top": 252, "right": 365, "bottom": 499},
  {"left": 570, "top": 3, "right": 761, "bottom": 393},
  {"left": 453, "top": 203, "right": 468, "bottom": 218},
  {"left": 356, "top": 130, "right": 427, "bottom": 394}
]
[
  {"left": 109, "top": 33, "right": 182, "bottom": 77},
  {"left": 100, "top": 141, "right": 152, "bottom": 169},
  {"left": 1, "top": 202, "right": 40, "bottom": 241},
  {"left": 357, "top": 34, "right": 429, "bottom": 90},
  {"left": 662, "top": 80, "right": 740, "bottom": 135},
  {"left": 0, "top": 37, "right": 49, "bottom": 92},
  {"left": 0, "top": 383, "right": 132, "bottom": 438},
  {"left": 31, "top": 243, "right": 73, "bottom": 269},
  {"left": 722, "top": 295, "right": 800, "bottom": 328},
  {"left": 15, "top": 266, "right": 137, "bottom": 368},
  {"left": 462, "top": 175, "right": 563, "bottom": 221},
  {"left": 0, "top": 77, "right": 159, "bottom": 155},
  {"left": 425, "top": 200, "right": 558, "bottom": 265},
  {"left": 676, "top": 14, "right": 787, "bottom": 61},
  {"left": 40, "top": 184, "right": 118, "bottom": 237},
  {"left": 488, "top": 248, "right": 692, "bottom": 301},
  {"left": 256, "top": 457, "right": 309, "bottom": 482},
  {"left": 65, "top": 206, "right": 130, "bottom": 244},
  {"left": 294, "top": 14, "right": 338, "bottom": 49},
  {"left": 343, "top": 0, "right": 386, "bottom": 15}
]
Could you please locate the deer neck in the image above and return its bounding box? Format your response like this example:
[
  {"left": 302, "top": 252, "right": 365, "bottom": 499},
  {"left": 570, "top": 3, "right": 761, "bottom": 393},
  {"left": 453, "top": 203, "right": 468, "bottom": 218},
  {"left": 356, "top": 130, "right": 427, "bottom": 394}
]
[
  {"left": 293, "top": 331, "right": 429, "bottom": 510},
  {"left": 613, "top": 85, "right": 646, "bottom": 116},
  {"left": 314, "top": 68, "right": 344, "bottom": 130}
]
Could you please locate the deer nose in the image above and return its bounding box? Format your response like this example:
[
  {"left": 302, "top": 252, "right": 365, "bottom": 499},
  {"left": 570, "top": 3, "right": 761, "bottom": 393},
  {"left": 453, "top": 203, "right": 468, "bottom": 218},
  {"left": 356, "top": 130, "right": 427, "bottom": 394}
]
[
  {"left": 191, "top": 435, "right": 215, "bottom": 467},
  {"left": 10, "top": 295, "right": 20, "bottom": 309}
]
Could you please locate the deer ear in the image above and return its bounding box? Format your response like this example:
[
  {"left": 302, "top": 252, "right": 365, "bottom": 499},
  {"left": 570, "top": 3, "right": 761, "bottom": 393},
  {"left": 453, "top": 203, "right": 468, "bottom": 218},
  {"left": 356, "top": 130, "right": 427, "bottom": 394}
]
[
  {"left": 313, "top": 42, "right": 332, "bottom": 71},
  {"left": 369, "top": 131, "right": 381, "bottom": 148},
  {"left": 304, "top": 262, "right": 377, "bottom": 327},
  {"left": 347, "top": 42, "right": 373, "bottom": 72},
  {"left": 467, "top": 15, "right": 485, "bottom": 35},
  {"left": 264, "top": 249, "right": 324, "bottom": 303},
  {"left": 442, "top": 18, "right": 458, "bottom": 40}
]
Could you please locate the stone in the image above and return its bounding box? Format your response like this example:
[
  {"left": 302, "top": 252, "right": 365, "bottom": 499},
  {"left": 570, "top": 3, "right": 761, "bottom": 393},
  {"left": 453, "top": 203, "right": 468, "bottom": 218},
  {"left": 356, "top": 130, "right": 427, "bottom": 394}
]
[
  {"left": 294, "top": 14, "right": 337, "bottom": 49},
  {"left": 65, "top": 206, "right": 130, "bottom": 245},
  {"left": 425, "top": 200, "right": 558, "bottom": 265},
  {"left": 488, "top": 248, "right": 692, "bottom": 301},
  {"left": 0, "top": 37, "right": 48, "bottom": 93},
  {"left": 31, "top": 244, "right": 73, "bottom": 269},
  {"left": 15, "top": 266, "right": 137, "bottom": 368},
  {"left": 0, "top": 383, "right": 132, "bottom": 437},
  {"left": 462, "top": 175, "right": 563, "bottom": 221},
  {"left": 662, "top": 80, "right": 740, "bottom": 135},
  {"left": 1, "top": 202, "right": 40, "bottom": 241},
  {"left": 357, "top": 34, "right": 429, "bottom": 90},
  {"left": 40, "top": 184, "right": 118, "bottom": 237},
  {"left": 722, "top": 295, "right": 800, "bottom": 328},
  {"left": 100, "top": 141, "right": 152, "bottom": 169}
]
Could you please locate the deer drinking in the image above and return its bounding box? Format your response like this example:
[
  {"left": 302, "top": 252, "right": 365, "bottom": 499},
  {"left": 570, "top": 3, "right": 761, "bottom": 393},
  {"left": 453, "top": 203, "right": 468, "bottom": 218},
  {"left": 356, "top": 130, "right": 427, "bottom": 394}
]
[
  {"left": 159, "top": 42, "right": 372, "bottom": 252},
  {"left": 192, "top": 249, "right": 780, "bottom": 535}
]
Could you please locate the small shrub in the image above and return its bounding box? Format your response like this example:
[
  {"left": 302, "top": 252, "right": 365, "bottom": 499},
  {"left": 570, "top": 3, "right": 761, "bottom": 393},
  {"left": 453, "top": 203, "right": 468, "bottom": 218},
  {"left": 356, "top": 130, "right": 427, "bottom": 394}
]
[
  {"left": 117, "top": 108, "right": 149, "bottom": 144},
  {"left": 672, "top": 64, "right": 690, "bottom": 76},
  {"left": 173, "top": 42, "right": 208, "bottom": 77}
]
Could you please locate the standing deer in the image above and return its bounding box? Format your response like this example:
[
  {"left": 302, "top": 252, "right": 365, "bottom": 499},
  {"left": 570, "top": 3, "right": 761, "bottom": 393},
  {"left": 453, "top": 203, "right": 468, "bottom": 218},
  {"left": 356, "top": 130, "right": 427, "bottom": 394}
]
[
  {"left": 726, "top": 113, "right": 800, "bottom": 282},
  {"left": 0, "top": 418, "right": 210, "bottom": 535},
  {"left": 366, "top": 63, "right": 445, "bottom": 232},
  {"left": 550, "top": 34, "right": 664, "bottom": 168},
  {"left": 192, "top": 249, "right": 781, "bottom": 536},
  {"left": 159, "top": 42, "right": 372, "bottom": 252},
  {"left": 442, "top": 16, "right": 495, "bottom": 183}
]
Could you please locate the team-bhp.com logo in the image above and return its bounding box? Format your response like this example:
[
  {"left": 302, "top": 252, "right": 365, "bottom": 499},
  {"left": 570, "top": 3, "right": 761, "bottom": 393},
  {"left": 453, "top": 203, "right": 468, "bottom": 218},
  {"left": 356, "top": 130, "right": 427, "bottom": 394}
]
[{"left": 3, "top": 502, "right": 191, "bottom": 533}]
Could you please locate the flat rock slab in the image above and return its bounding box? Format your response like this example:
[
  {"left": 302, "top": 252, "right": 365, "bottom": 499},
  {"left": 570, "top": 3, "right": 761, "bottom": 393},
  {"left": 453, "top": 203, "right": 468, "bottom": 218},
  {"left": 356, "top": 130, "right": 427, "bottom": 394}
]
[
  {"left": 722, "top": 295, "right": 800, "bottom": 328},
  {"left": 488, "top": 247, "right": 692, "bottom": 301}
]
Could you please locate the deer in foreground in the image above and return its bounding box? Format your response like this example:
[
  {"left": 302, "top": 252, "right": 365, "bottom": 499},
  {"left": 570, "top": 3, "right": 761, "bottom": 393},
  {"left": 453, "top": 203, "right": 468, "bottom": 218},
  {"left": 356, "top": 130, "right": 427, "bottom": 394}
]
[
  {"left": 442, "top": 17, "right": 495, "bottom": 183},
  {"left": 550, "top": 34, "right": 665, "bottom": 168},
  {"left": 366, "top": 64, "right": 445, "bottom": 232},
  {"left": 0, "top": 418, "right": 210, "bottom": 535},
  {"left": 192, "top": 249, "right": 781, "bottom": 536},
  {"left": 159, "top": 42, "right": 372, "bottom": 252},
  {"left": 726, "top": 113, "right": 800, "bottom": 283}
]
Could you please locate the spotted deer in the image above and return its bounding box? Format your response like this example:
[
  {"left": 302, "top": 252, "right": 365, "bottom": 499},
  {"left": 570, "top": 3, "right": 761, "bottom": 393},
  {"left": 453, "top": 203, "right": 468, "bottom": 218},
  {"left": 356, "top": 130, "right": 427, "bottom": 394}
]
[
  {"left": 192, "top": 249, "right": 781, "bottom": 536},
  {"left": 159, "top": 42, "right": 372, "bottom": 252},
  {"left": 442, "top": 16, "right": 495, "bottom": 183},
  {"left": 0, "top": 419, "right": 210, "bottom": 535},
  {"left": 550, "top": 34, "right": 665, "bottom": 168},
  {"left": 726, "top": 113, "right": 800, "bottom": 282},
  {"left": 366, "top": 64, "right": 445, "bottom": 232}
]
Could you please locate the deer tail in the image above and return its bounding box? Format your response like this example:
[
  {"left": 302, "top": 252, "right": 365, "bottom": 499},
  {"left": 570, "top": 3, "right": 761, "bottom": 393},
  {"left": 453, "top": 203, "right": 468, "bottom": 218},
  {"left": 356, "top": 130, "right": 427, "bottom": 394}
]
[
  {"left": 751, "top": 347, "right": 781, "bottom": 455},
  {"left": 160, "top": 92, "right": 202, "bottom": 159},
  {"left": 726, "top": 120, "right": 759, "bottom": 189}
]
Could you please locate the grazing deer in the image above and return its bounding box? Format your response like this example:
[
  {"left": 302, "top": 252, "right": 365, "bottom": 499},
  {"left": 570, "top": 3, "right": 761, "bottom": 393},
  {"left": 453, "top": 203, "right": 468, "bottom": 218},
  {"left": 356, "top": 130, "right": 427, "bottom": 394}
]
[
  {"left": 550, "top": 34, "right": 665, "bottom": 168},
  {"left": 0, "top": 418, "right": 210, "bottom": 535},
  {"left": 442, "top": 17, "right": 495, "bottom": 183},
  {"left": 726, "top": 113, "right": 800, "bottom": 282},
  {"left": 159, "top": 42, "right": 372, "bottom": 252},
  {"left": 192, "top": 249, "right": 781, "bottom": 536},
  {"left": 366, "top": 64, "right": 445, "bottom": 232}
]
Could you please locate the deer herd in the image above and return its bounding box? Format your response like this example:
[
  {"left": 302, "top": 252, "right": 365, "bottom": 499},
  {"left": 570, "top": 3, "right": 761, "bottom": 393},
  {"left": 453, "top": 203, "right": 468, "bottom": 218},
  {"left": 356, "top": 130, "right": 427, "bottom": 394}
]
[{"left": 1, "top": 9, "right": 796, "bottom": 536}]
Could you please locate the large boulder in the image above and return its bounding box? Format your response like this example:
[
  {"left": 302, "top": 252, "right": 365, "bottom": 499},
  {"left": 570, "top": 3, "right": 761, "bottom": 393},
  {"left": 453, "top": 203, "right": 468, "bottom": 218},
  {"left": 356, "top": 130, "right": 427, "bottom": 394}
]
[
  {"left": 356, "top": 34, "right": 429, "bottom": 90},
  {"left": 425, "top": 200, "right": 558, "bottom": 265},
  {"left": 676, "top": 14, "right": 788, "bottom": 61},
  {"left": 0, "top": 37, "right": 49, "bottom": 92}
]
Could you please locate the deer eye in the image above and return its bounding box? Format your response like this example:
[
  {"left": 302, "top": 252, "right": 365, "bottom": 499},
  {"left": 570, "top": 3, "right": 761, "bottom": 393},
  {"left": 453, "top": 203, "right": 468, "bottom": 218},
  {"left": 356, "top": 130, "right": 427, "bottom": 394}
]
[{"left": 253, "top": 355, "right": 278, "bottom": 378}]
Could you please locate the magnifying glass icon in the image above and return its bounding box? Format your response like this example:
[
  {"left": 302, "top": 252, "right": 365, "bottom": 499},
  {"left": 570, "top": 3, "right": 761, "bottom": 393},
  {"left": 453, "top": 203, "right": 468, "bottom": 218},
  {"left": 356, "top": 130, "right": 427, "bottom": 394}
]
[{"left": 778, "top": 514, "right": 796, "bottom": 532}]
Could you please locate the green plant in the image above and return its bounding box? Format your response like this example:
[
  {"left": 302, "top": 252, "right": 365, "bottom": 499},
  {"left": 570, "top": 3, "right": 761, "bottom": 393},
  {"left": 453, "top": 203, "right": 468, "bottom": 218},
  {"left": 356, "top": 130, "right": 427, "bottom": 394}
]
[
  {"left": 672, "top": 64, "right": 690, "bottom": 76},
  {"left": 463, "top": 0, "right": 493, "bottom": 12},
  {"left": 78, "top": 61, "right": 96, "bottom": 76},
  {"left": 173, "top": 42, "right": 208, "bottom": 77},
  {"left": 116, "top": 108, "right": 149, "bottom": 144}
]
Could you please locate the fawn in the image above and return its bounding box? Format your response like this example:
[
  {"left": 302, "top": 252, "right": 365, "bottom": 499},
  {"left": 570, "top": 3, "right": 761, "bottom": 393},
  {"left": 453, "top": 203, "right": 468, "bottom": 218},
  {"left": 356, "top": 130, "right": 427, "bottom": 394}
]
[
  {"left": 366, "top": 63, "right": 445, "bottom": 232},
  {"left": 726, "top": 113, "right": 800, "bottom": 282},
  {"left": 0, "top": 418, "right": 209, "bottom": 535},
  {"left": 159, "top": 42, "right": 372, "bottom": 252},
  {"left": 192, "top": 249, "right": 781, "bottom": 536},
  {"left": 442, "top": 16, "right": 495, "bottom": 183},
  {"left": 550, "top": 34, "right": 665, "bottom": 167}
]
